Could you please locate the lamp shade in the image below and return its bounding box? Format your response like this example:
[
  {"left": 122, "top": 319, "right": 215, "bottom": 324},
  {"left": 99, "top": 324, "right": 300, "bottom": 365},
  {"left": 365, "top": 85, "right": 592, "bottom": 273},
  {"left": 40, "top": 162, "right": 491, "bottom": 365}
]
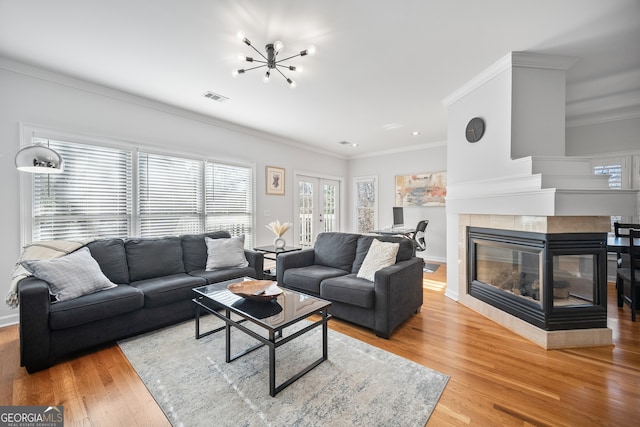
[{"left": 15, "top": 145, "right": 64, "bottom": 174}]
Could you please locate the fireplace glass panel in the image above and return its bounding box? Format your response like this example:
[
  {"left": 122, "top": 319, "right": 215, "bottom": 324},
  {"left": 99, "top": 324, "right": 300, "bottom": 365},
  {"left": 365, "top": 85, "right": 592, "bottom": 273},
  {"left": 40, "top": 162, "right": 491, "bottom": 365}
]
[
  {"left": 475, "top": 243, "right": 542, "bottom": 306},
  {"left": 552, "top": 254, "right": 595, "bottom": 307}
]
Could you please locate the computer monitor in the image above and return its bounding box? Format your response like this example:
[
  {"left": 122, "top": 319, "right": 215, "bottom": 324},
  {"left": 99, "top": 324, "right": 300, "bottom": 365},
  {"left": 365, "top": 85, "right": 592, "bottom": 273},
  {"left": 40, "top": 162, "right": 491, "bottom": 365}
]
[{"left": 392, "top": 207, "right": 404, "bottom": 228}]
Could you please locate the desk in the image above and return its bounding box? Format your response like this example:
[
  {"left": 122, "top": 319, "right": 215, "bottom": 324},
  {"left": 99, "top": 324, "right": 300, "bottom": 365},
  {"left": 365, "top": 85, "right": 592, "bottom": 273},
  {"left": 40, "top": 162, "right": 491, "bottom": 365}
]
[
  {"left": 607, "top": 235, "right": 640, "bottom": 253},
  {"left": 372, "top": 227, "right": 415, "bottom": 237}
]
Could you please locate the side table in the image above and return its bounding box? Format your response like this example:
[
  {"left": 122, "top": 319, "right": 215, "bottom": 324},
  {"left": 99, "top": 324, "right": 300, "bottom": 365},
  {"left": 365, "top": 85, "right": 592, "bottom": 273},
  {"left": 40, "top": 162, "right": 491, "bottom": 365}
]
[{"left": 253, "top": 245, "right": 302, "bottom": 279}]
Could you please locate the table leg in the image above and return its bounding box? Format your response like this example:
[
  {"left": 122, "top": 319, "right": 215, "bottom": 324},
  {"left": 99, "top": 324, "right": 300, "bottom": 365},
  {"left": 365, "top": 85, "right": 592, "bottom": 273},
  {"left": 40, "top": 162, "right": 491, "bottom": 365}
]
[
  {"left": 323, "top": 310, "right": 328, "bottom": 360},
  {"left": 195, "top": 300, "right": 201, "bottom": 339},
  {"left": 225, "top": 308, "right": 231, "bottom": 363},
  {"left": 269, "top": 330, "right": 276, "bottom": 397}
]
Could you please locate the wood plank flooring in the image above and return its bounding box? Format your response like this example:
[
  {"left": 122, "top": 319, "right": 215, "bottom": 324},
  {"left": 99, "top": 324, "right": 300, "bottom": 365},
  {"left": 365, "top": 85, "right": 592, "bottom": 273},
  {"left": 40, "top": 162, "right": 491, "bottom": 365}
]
[{"left": 1, "top": 263, "right": 639, "bottom": 426}]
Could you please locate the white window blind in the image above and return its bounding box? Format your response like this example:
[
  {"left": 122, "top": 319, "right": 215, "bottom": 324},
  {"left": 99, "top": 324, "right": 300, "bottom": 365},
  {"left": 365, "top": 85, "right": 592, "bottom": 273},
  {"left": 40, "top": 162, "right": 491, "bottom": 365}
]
[
  {"left": 29, "top": 135, "right": 254, "bottom": 245},
  {"left": 593, "top": 161, "right": 623, "bottom": 231},
  {"left": 205, "top": 163, "right": 253, "bottom": 247},
  {"left": 32, "top": 138, "right": 132, "bottom": 241},
  {"left": 137, "top": 152, "right": 203, "bottom": 237}
]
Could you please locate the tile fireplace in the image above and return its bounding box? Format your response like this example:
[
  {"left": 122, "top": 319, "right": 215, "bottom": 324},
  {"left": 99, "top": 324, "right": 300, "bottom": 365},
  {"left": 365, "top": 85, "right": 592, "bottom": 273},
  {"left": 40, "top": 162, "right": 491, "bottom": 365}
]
[{"left": 467, "top": 227, "right": 608, "bottom": 331}]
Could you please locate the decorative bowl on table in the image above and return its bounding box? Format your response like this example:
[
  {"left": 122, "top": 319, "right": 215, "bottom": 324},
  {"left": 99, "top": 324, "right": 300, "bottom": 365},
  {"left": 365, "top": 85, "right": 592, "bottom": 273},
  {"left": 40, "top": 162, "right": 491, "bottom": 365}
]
[{"left": 227, "top": 280, "right": 283, "bottom": 301}]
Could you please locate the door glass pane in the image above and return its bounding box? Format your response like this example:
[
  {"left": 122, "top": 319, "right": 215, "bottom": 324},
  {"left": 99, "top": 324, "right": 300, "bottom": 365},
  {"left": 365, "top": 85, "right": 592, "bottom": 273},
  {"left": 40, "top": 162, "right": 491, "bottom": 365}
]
[
  {"left": 323, "top": 183, "right": 336, "bottom": 232},
  {"left": 299, "top": 181, "right": 313, "bottom": 247}
]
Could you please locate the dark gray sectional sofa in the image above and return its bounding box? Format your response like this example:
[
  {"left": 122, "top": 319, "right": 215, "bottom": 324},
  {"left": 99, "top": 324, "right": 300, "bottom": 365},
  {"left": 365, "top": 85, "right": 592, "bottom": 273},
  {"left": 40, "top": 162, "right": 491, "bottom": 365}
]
[
  {"left": 276, "top": 232, "right": 424, "bottom": 338},
  {"left": 18, "top": 231, "right": 263, "bottom": 373}
]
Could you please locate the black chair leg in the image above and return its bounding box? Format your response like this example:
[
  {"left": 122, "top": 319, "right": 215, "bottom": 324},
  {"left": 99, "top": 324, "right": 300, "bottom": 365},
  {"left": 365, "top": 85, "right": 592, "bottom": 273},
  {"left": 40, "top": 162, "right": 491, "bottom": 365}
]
[{"left": 616, "top": 277, "right": 624, "bottom": 307}]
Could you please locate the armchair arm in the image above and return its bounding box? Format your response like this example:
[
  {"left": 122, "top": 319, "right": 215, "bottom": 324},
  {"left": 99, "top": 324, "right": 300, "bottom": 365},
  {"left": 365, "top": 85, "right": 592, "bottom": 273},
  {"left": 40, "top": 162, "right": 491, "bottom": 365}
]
[
  {"left": 373, "top": 257, "right": 424, "bottom": 338},
  {"left": 18, "top": 277, "right": 53, "bottom": 372},
  {"left": 244, "top": 249, "right": 264, "bottom": 279},
  {"left": 276, "top": 249, "right": 315, "bottom": 284}
]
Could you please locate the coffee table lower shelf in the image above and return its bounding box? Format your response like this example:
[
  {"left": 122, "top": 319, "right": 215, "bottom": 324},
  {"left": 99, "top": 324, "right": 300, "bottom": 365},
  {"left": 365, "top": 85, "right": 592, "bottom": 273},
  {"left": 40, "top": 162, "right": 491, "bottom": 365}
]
[{"left": 192, "top": 296, "right": 331, "bottom": 397}]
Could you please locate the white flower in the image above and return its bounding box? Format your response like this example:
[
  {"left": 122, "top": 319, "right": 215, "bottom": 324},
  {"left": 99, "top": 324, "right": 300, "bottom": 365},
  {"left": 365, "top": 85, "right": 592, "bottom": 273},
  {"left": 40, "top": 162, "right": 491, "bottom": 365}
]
[{"left": 266, "top": 220, "right": 292, "bottom": 237}]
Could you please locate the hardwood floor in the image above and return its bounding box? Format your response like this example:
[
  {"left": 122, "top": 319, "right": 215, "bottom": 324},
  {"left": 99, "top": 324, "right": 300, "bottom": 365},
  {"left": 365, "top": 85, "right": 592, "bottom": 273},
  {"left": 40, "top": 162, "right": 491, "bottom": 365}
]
[{"left": 1, "top": 263, "right": 639, "bottom": 426}]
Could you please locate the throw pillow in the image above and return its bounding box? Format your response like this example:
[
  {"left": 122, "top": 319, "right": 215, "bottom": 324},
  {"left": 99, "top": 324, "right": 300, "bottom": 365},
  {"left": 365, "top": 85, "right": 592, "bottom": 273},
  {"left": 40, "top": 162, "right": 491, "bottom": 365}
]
[
  {"left": 205, "top": 235, "right": 249, "bottom": 270},
  {"left": 356, "top": 239, "right": 400, "bottom": 282},
  {"left": 21, "top": 247, "right": 117, "bottom": 302}
]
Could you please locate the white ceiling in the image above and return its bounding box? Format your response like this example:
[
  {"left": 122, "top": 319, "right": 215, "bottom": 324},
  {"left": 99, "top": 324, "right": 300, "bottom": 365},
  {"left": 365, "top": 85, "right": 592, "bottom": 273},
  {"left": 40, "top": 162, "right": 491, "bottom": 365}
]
[{"left": 1, "top": 0, "right": 639, "bottom": 158}]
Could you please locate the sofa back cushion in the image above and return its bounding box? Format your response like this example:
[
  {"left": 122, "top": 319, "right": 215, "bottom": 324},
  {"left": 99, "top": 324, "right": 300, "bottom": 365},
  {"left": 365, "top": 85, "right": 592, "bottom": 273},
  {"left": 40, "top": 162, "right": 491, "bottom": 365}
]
[
  {"left": 314, "top": 232, "right": 360, "bottom": 271},
  {"left": 352, "top": 235, "right": 415, "bottom": 274},
  {"left": 182, "top": 231, "right": 232, "bottom": 272},
  {"left": 86, "top": 238, "right": 130, "bottom": 284},
  {"left": 126, "top": 236, "right": 185, "bottom": 282}
]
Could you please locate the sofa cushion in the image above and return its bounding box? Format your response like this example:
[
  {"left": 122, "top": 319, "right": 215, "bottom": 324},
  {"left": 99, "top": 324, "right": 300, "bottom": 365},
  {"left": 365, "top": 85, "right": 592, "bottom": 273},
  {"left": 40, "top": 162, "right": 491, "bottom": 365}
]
[
  {"left": 86, "top": 239, "right": 130, "bottom": 284},
  {"left": 189, "top": 267, "right": 257, "bottom": 284},
  {"left": 356, "top": 239, "right": 400, "bottom": 281},
  {"left": 283, "top": 265, "right": 349, "bottom": 295},
  {"left": 205, "top": 235, "right": 249, "bottom": 270},
  {"left": 126, "top": 237, "right": 185, "bottom": 282},
  {"left": 49, "top": 284, "right": 144, "bottom": 330},
  {"left": 320, "top": 274, "right": 375, "bottom": 309},
  {"left": 314, "top": 232, "right": 360, "bottom": 271},
  {"left": 22, "top": 247, "right": 118, "bottom": 302},
  {"left": 352, "top": 235, "right": 414, "bottom": 274},
  {"left": 182, "top": 231, "right": 232, "bottom": 272},
  {"left": 130, "top": 273, "right": 206, "bottom": 308}
]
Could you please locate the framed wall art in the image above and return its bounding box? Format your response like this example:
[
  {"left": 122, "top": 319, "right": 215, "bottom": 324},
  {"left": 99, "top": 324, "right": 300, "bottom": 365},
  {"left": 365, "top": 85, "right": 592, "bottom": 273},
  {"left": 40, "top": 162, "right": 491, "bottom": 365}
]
[
  {"left": 395, "top": 171, "right": 447, "bottom": 207},
  {"left": 266, "top": 166, "right": 285, "bottom": 195}
]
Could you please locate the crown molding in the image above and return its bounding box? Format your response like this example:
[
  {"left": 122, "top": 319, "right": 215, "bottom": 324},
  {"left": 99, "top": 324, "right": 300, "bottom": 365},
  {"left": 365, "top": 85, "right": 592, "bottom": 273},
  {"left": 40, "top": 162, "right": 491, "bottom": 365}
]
[
  {"left": 442, "top": 52, "right": 578, "bottom": 107},
  {"left": 0, "top": 56, "right": 348, "bottom": 161}
]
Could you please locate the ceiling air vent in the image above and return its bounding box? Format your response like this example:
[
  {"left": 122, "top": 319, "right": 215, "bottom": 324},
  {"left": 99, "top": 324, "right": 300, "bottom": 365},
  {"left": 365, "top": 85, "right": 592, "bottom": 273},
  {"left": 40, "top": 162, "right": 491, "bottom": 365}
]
[{"left": 202, "top": 91, "right": 229, "bottom": 103}]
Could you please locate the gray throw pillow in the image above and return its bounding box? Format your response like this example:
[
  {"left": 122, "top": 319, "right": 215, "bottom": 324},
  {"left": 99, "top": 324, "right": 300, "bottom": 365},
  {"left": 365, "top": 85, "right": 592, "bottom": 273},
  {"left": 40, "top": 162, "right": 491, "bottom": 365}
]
[
  {"left": 205, "top": 235, "right": 249, "bottom": 270},
  {"left": 356, "top": 239, "right": 400, "bottom": 282},
  {"left": 22, "top": 247, "right": 117, "bottom": 302}
]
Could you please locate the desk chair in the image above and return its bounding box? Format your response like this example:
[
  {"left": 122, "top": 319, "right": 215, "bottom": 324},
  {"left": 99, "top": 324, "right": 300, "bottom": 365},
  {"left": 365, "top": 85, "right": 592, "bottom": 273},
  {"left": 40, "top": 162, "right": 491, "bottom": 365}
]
[
  {"left": 407, "top": 220, "right": 429, "bottom": 252},
  {"left": 616, "top": 229, "right": 640, "bottom": 321},
  {"left": 614, "top": 222, "right": 640, "bottom": 266}
]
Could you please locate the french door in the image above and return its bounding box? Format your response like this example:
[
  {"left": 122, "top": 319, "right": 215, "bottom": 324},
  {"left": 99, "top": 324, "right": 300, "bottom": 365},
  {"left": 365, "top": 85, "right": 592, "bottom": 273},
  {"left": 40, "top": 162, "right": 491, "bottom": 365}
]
[{"left": 295, "top": 175, "right": 340, "bottom": 248}]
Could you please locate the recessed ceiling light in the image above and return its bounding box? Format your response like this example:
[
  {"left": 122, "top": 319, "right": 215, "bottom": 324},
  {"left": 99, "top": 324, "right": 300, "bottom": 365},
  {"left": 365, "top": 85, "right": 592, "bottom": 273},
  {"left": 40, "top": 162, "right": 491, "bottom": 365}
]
[{"left": 411, "top": 131, "right": 421, "bottom": 136}]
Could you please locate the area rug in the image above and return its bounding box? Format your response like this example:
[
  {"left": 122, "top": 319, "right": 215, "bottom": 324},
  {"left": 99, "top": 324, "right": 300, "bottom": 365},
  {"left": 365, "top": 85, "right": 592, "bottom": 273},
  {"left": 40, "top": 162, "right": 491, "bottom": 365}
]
[
  {"left": 423, "top": 263, "right": 440, "bottom": 273},
  {"left": 118, "top": 316, "right": 449, "bottom": 426}
]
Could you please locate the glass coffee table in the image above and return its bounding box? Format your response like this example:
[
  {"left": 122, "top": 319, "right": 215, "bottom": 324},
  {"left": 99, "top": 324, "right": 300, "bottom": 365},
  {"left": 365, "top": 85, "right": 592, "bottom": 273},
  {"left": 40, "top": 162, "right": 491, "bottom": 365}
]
[{"left": 192, "top": 277, "right": 331, "bottom": 397}]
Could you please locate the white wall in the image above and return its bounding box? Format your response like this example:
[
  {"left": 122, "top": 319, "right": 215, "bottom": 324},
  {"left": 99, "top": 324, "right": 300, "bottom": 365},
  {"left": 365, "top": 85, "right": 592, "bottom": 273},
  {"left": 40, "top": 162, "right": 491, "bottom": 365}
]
[
  {"left": 0, "top": 59, "right": 348, "bottom": 326},
  {"left": 347, "top": 143, "right": 448, "bottom": 263},
  {"left": 566, "top": 116, "right": 640, "bottom": 156}
]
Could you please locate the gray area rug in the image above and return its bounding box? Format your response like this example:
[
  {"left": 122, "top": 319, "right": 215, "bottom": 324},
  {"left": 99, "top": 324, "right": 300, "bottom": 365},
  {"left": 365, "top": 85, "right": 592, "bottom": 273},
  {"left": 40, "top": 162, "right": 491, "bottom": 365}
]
[{"left": 118, "top": 316, "right": 449, "bottom": 426}]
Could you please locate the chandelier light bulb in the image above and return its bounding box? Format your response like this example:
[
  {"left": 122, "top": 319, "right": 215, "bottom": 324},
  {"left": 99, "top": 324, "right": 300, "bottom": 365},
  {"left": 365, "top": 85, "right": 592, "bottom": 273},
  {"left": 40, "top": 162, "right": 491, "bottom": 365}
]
[
  {"left": 274, "top": 40, "right": 283, "bottom": 52},
  {"left": 295, "top": 65, "right": 303, "bottom": 73},
  {"left": 232, "top": 70, "right": 239, "bottom": 78},
  {"left": 287, "top": 78, "right": 297, "bottom": 89},
  {"left": 236, "top": 31, "right": 245, "bottom": 40},
  {"left": 307, "top": 45, "right": 317, "bottom": 56},
  {"left": 263, "top": 70, "right": 271, "bottom": 83}
]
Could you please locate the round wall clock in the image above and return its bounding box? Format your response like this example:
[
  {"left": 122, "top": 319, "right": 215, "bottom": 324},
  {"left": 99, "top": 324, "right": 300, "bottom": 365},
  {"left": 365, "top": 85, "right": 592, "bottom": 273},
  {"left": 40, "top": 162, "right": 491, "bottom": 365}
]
[{"left": 465, "top": 117, "right": 485, "bottom": 143}]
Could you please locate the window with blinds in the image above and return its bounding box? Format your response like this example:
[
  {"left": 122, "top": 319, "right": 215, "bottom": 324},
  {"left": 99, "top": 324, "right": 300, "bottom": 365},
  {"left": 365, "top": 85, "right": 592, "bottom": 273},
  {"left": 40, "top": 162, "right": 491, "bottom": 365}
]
[
  {"left": 32, "top": 138, "right": 132, "bottom": 240},
  {"left": 593, "top": 161, "right": 623, "bottom": 231},
  {"left": 138, "top": 153, "right": 203, "bottom": 237},
  {"left": 30, "top": 137, "right": 254, "bottom": 246},
  {"left": 205, "top": 163, "right": 253, "bottom": 247}
]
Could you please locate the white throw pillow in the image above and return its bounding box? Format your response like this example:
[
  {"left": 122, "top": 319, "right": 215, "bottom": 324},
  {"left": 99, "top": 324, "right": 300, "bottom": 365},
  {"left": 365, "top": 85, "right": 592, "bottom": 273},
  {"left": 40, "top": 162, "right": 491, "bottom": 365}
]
[
  {"left": 205, "top": 235, "right": 249, "bottom": 270},
  {"left": 21, "top": 247, "right": 117, "bottom": 302},
  {"left": 356, "top": 239, "right": 400, "bottom": 282}
]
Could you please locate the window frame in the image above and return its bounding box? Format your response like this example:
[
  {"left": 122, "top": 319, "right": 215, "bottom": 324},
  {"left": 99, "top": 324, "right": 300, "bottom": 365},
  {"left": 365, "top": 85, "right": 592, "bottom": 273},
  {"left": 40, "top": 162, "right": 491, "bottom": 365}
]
[{"left": 353, "top": 175, "right": 378, "bottom": 233}]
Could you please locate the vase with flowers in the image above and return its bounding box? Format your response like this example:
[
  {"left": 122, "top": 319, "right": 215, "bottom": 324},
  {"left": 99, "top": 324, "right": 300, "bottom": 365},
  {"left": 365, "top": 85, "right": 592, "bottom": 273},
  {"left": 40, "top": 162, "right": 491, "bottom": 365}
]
[{"left": 266, "top": 220, "right": 292, "bottom": 249}]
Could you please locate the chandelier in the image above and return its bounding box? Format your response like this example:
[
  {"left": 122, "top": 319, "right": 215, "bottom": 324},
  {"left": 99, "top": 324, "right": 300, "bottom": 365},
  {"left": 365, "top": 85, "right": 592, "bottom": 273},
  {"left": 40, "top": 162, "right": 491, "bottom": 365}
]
[{"left": 232, "top": 32, "right": 316, "bottom": 88}]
